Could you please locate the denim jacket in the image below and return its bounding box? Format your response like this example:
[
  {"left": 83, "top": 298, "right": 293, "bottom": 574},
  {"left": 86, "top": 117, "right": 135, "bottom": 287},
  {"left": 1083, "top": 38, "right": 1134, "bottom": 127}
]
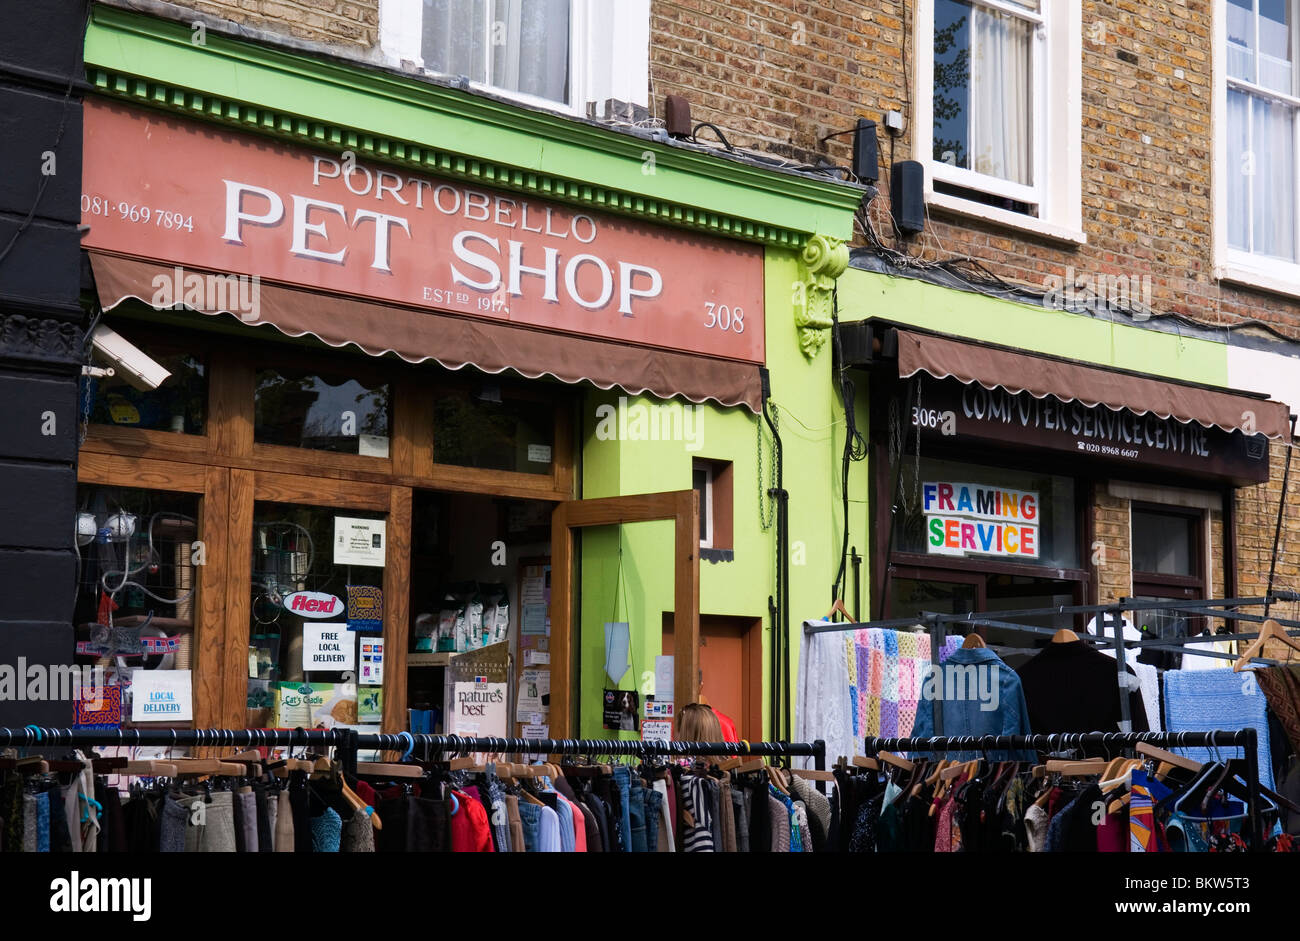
[{"left": 909, "top": 647, "right": 1033, "bottom": 760}]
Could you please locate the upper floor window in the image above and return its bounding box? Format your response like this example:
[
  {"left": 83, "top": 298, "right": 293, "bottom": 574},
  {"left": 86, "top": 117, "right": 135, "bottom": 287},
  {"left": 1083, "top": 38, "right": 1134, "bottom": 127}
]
[
  {"left": 1225, "top": 0, "right": 1298, "bottom": 263},
  {"left": 915, "top": 0, "right": 1082, "bottom": 242},
  {"left": 380, "top": 0, "right": 649, "bottom": 115}
]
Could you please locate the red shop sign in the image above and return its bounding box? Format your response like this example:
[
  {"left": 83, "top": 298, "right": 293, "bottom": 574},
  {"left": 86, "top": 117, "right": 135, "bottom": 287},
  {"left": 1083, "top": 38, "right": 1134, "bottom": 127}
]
[{"left": 81, "top": 100, "right": 765, "bottom": 363}]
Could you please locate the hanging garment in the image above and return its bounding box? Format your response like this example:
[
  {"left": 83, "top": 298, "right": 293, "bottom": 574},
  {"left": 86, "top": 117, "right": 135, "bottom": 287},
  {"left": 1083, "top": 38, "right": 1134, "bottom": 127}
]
[
  {"left": 342, "top": 809, "right": 376, "bottom": 852},
  {"left": 1164, "top": 669, "right": 1275, "bottom": 789},
  {"left": 199, "top": 791, "right": 237, "bottom": 852},
  {"left": 768, "top": 792, "right": 790, "bottom": 852},
  {"left": 681, "top": 775, "right": 715, "bottom": 852},
  {"left": 910, "top": 646, "right": 1034, "bottom": 758},
  {"left": 274, "top": 790, "right": 294, "bottom": 853},
  {"left": 1017, "top": 640, "right": 1149, "bottom": 734},
  {"left": 1024, "top": 802, "right": 1049, "bottom": 853},
  {"left": 505, "top": 795, "right": 525, "bottom": 852},
  {"left": 1181, "top": 637, "right": 1236, "bottom": 670},
  {"left": 1088, "top": 617, "right": 1164, "bottom": 732},
  {"left": 310, "top": 806, "right": 342, "bottom": 852},
  {"left": 449, "top": 790, "right": 494, "bottom": 852},
  {"left": 729, "top": 783, "right": 748, "bottom": 853},
  {"left": 796, "top": 623, "right": 856, "bottom": 769},
  {"left": 536, "top": 804, "right": 562, "bottom": 852},
  {"left": 653, "top": 779, "right": 675, "bottom": 852},
  {"left": 1254, "top": 664, "right": 1300, "bottom": 756}
]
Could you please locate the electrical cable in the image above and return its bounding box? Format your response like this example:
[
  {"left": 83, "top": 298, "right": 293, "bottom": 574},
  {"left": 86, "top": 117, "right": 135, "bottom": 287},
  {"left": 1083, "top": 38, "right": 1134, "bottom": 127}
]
[{"left": 830, "top": 287, "right": 868, "bottom": 606}]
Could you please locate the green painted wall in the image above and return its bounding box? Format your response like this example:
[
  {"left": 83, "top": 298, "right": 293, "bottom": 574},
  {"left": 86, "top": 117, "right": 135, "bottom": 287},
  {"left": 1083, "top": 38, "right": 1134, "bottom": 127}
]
[
  {"left": 835, "top": 268, "right": 1230, "bottom": 384},
  {"left": 575, "top": 248, "right": 873, "bottom": 739}
]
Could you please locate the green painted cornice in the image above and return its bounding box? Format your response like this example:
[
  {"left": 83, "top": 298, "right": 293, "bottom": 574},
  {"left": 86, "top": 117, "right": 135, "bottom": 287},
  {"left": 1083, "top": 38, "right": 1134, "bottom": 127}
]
[{"left": 84, "top": 5, "right": 863, "bottom": 248}]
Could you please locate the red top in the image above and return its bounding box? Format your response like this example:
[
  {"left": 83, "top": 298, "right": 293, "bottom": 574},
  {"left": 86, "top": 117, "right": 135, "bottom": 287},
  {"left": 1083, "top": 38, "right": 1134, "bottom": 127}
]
[
  {"left": 714, "top": 708, "right": 739, "bottom": 743},
  {"left": 449, "top": 789, "right": 495, "bottom": 852}
]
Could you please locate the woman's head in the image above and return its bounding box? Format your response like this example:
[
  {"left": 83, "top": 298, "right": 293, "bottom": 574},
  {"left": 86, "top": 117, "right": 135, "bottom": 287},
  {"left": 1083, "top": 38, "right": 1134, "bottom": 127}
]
[{"left": 676, "top": 702, "right": 721, "bottom": 743}]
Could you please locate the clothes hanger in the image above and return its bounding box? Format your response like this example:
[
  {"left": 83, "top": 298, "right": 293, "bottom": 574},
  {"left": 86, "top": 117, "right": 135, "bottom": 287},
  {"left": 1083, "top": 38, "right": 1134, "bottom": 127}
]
[
  {"left": 1044, "top": 759, "right": 1109, "bottom": 777},
  {"left": 354, "top": 761, "right": 424, "bottom": 779},
  {"left": 1050, "top": 628, "right": 1079, "bottom": 643},
  {"left": 824, "top": 598, "right": 853, "bottom": 623},
  {"left": 961, "top": 632, "right": 986, "bottom": 649},
  {"left": 1232, "top": 618, "right": 1300, "bottom": 671},
  {"left": 878, "top": 751, "right": 913, "bottom": 772}
]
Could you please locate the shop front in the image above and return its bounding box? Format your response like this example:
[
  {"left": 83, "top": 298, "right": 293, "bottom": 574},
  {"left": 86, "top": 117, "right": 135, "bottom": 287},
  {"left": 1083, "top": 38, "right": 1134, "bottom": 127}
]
[
  {"left": 833, "top": 270, "right": 1291, "bottom": 655},
  {"left": 72, "top": 7, "right": 864, "bottom": 740}
]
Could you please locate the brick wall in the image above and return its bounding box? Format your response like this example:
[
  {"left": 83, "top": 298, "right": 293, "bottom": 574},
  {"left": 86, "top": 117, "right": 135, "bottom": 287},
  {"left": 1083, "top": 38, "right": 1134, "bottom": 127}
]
[
  {"left": 1235, "top": 441, "right": 1300, "bottom": 653},
  {"left": 649, "top": 0, "right": 1300, "bottom": 342},
  {"left": 1093, "top": 484, "right": 1130, "bottom": 603},
  {"left": 178, "top": 0, "right": 376, "bottom": 48}
]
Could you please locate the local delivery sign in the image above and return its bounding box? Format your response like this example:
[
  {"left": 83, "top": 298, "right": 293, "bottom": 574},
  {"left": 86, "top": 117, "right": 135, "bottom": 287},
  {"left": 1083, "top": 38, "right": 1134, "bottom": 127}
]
[{"left": 924, "top": 481, "right": 1039, "bottom": 558}]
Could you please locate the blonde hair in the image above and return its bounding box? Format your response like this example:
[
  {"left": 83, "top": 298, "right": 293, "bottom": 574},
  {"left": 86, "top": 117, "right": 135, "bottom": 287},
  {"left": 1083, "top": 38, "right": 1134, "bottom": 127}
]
[{"left": 676, "top": 703, "right": 721, "bottom": 744}]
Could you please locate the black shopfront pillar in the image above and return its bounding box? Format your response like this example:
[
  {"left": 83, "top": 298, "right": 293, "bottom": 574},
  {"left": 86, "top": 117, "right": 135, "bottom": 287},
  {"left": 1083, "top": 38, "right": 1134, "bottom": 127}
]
[{"left": 0, "top": 2, "right": 89, "bottom": 725}]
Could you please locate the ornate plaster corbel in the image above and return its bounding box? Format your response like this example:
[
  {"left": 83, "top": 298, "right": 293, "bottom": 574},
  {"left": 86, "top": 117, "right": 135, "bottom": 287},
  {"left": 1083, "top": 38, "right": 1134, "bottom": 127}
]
[{"left": 793, "top": 234, "right": 849, "bottom": 359}]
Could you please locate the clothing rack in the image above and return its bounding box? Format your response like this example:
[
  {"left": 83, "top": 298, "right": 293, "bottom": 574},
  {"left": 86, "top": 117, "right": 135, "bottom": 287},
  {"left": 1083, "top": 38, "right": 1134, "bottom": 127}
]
[
  {"left": 863, "top": 729, "right": 1264, "bottom": 851},
  {"left": 0, "top": 727, "right": 827, "bottom": 781},
  {"left": 806, "top": 592, "right": 1300, "bottom": 734}
]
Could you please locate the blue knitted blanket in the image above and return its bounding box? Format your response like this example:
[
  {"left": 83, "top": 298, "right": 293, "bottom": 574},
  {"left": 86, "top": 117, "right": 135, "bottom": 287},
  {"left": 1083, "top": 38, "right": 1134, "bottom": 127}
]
[{"left": 1163, "top": 669, "right": 1274, "bottom": 790}]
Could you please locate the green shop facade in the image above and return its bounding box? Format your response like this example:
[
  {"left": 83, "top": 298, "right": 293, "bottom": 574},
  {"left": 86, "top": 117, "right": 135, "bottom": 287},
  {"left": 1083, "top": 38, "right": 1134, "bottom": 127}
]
[
  {"left": 72, "top": 5, "right": 865, "bottom": 741},
  {"left": 70, "top": 6, "right": 1289, "bottom": 745}
]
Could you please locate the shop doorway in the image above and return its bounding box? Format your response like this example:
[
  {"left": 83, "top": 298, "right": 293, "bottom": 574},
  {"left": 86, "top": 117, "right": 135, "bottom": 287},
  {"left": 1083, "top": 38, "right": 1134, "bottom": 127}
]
[
  {"left": 661, "top": 613, "right": 762, "bottom": 740},
  {"left": 549, "top": 490, "right": 700, "bottom": 736},
  {"left": 405, "top": 489, "right": 555, "bottom": 737}
]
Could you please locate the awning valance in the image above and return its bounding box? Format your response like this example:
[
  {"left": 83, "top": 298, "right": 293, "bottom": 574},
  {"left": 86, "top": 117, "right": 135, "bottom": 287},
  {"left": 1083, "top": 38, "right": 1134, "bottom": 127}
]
[
  {"left": 89, "top": 253, "right": 762, "bottom": 413},
  {"left": 896, "top": 329, "right": 1290, "bottom": 439}
]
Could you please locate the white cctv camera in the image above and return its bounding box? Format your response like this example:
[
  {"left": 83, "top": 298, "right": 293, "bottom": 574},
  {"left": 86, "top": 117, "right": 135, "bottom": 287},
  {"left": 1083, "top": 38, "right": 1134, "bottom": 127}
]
[{"left": 90, "top": 324, "right": 171, "bottom": 391}]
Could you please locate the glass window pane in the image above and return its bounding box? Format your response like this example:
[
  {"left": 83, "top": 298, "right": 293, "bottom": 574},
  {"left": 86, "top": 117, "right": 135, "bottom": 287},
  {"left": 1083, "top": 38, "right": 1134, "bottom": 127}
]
[
  {"left": 1260, "top": 0, "right": 1293, "bottom": 92},
  {"left": 74, "top": 485, "right": 201, "bottom": 728},
  {"left": 1227, "top": 88, "right": 1252, "bottom": 251},
  {"left": 248, "top": 503, "right": 385, "bottom": 729},
  {"left": 422, "top": 0, "right": 488, "bottom": 83},
  {"left": 934, "top": 0, "right": 1034, "bottom": 185},
  {"left": 255, "top": 369, "right": 390, "bottom": 456},
  {"left": 1228, "top": 0, "right": 1257, "bottom": 83},
  {"left": 492, "top": 0, "right": 571, "bottom": 104},
  {"left": 892, "top": 457, "right": 1079, "bottom": 569},
  {"left": 86, "top": 327, "right": 207, "bottom": 435},
  {"left": 1251, "top": 94, "right": 1296, "bottom": 261},
  {"left": 1132, "top": 510, "right": 1196, "bottom": 576},
  {"left": 432, "top": 380, "right": 554, "bottom": 475}
]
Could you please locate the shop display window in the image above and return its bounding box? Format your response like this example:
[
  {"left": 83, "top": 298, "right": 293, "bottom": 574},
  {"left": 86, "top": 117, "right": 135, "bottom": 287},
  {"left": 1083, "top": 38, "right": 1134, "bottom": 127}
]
[
  {"left": 73, "top": 485, "right": 201, "bottom": 728},
  {"left": 892, "top": 456, "right": 1080, "bottom": 570},
  {"left": 255, "top": 368, "right": 391, "bottom": 456},
  {"left": 84, "top": 325, "right": 207, "bottom": 435},
  {"left": 432, "top": 379, "right": 554, "bottom": 475},
  {"left": 247, "top": 502, "right": 386, "bottom": 730}
]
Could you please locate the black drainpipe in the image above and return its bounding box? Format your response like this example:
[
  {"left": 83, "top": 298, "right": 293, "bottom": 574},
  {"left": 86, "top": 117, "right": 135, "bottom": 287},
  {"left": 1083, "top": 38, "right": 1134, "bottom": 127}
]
[{"left": 760, "top": 367, "right": 789, "bottom": 740}]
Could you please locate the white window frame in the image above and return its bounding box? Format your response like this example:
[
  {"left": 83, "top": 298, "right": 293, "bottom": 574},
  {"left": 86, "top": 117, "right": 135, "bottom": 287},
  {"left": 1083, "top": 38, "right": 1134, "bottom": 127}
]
[
  {"left": 913, "top": 0, "right": 1084, "bottom": 244},
  {"left": 1214, "top": 0, "right": 1300, "bottom": 298},
  {"left": 379, "top": 0, "right": 649, "bottom": 117},
  {"left": 693, "top": 460, "right": 714, "bottom": 550}
]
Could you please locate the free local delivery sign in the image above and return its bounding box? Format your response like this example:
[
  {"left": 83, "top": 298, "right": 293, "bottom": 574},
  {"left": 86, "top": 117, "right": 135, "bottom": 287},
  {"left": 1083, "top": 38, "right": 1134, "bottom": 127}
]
[{"left": 924, "top": 481, "right": 1039, "bottom": 559}]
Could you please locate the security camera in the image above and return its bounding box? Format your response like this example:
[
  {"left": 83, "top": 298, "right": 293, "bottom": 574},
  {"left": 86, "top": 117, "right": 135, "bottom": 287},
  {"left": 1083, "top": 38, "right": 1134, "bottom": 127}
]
[{"left": 90, "top": 324, "right": 171, "bottom": 391}]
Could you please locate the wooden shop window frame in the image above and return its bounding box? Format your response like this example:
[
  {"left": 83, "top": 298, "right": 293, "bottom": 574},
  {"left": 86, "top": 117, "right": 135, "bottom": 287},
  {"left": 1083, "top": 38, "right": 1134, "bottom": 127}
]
[
  {"left": 222, "top": 470, "right": 411, "bottom": 731},
  {"left": 549, "top": 489, "right": 700, "bottom": 736},
  {"left": 78, "top": 316, "right": 579, "bottom": 730},
  {"left": 75, "top": 452, "right": 230, "bottom": 731}
]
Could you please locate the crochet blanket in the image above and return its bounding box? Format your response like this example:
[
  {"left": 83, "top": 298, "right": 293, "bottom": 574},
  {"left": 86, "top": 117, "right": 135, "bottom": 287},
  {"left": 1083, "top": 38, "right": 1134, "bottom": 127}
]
[
  {"left": 1163, "top": 669, "right": 1274, "bottom": 790},
  {"left": 796, "top": 625, "right": 960, "bottom": 766}
]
